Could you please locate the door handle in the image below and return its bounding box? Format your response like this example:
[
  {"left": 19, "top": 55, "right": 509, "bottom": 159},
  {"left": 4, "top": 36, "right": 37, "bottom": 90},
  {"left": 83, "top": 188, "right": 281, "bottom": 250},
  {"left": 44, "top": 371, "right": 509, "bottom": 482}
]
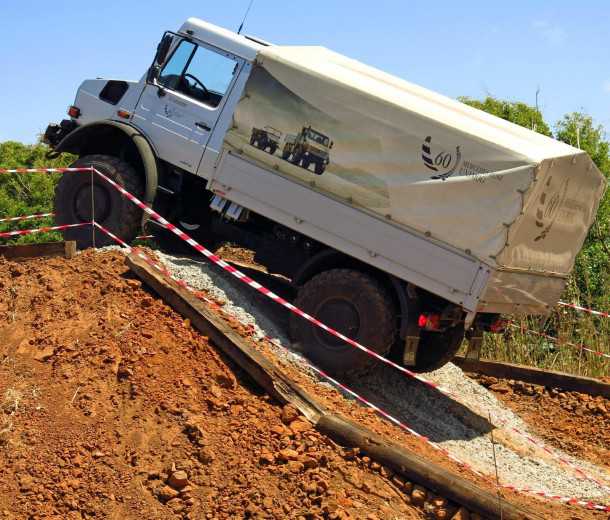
[{"left": 195, "top": 122, "right": 211, "bottom": 132}]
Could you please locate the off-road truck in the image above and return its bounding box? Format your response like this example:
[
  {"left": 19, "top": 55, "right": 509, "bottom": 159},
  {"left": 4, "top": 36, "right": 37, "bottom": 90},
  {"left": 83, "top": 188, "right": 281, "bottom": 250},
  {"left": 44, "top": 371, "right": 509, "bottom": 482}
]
[
  {"left": 281, "top": 126, "right": 332, "bottom": 174},
  {"left": 44, "top": 18, "right": 606, "bottom": 376},
  {"left": 250, "top": 126, "right": 281, "bottom": 154}
]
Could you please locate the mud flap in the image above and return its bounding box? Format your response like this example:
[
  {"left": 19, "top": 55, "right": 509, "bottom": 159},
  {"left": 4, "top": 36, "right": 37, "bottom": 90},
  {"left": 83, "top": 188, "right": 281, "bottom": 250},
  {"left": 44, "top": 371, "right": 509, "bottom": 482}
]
[
  {"left": 465, "top": 325, "right": 484, "bottom": 360},
  {"left": 402, "top": 322, "right": 420, "bottom": 367}
]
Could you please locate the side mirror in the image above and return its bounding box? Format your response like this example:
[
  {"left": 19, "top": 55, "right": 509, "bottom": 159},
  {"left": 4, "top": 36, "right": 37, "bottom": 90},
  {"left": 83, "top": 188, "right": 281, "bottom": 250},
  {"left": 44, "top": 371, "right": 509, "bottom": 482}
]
[
  {"left": 156, "top": 33, "right": 173, "bottom": 65},
  {"left": 330, "top": 141, "right": 334, "bottom": 149},
  {"left": 147, "top": 33, "right": 173, "bottom": 84}
]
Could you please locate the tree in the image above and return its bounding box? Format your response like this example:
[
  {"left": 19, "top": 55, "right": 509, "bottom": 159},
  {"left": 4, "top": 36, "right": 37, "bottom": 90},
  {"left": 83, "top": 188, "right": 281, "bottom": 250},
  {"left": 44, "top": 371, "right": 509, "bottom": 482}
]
[
  {"left": 555, "top": 113, "right": 610, "bottom": 175},
  {"left": 459, "top": 96, "right": 552, "bottom": 136}
]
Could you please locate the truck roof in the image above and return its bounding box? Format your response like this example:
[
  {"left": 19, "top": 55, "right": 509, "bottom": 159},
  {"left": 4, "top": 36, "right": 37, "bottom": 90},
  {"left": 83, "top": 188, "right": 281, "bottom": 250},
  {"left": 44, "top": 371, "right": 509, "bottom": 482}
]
[
  {"left": 256, "top": 45, "right": 580, "bottom": 164},
  {"left": 180, "top": 18, "right": 580, "bottom": 163},
  {"left": 179, "top": 18, "right": 266, "bottom": 61}
]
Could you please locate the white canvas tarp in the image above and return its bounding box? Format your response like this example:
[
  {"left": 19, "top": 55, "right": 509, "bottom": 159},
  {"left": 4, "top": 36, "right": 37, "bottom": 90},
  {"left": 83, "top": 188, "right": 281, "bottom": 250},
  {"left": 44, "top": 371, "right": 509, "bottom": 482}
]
[{"left": 224, "top": 45, "right": 606, "bottom": 277}]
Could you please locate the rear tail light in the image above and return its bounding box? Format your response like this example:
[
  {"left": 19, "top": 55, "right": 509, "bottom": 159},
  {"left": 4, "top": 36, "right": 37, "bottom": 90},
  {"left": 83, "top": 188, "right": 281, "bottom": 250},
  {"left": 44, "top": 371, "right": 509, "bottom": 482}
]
[
  {"left": 489, "top": 318, "right": 508, "bottom": 333},
  {"left": 68, "top": 105, "right": 81, "bottom": 118},
  {"left": 418, "top": 313, "right": 441, "bottom": 331}
]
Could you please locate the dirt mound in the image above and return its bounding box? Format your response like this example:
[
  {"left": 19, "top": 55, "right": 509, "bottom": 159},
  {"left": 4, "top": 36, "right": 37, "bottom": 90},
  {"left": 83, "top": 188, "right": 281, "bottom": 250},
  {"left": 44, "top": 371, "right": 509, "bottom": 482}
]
[{"left": 0, "top": 251, "right": 421, "bottom": 519}]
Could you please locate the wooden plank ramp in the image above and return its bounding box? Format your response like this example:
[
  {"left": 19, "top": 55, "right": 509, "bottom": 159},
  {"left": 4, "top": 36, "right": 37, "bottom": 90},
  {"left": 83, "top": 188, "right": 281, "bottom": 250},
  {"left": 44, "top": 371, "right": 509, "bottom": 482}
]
[
  {"left": 127, "top": 252, "right": 538, "bottom": 520},
  {"left": 0, "top": 240, "right": 76, "bottom": 260},
  {"left": 453, "top": 356, "right": 610, "bottom": 399}
]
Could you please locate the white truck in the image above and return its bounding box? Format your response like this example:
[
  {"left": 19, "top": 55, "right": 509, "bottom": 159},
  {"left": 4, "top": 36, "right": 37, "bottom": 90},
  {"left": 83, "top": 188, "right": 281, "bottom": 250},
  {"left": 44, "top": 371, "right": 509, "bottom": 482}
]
[{"left": 44, "top": 18, "right": 606, "bottom": 375}]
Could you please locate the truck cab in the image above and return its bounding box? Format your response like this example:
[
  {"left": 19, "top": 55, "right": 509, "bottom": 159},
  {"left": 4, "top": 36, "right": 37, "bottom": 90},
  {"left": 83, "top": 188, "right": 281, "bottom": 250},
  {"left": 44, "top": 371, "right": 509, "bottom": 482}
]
[{"left": 46, "top": 19, "right": 262, "bottom": 179}]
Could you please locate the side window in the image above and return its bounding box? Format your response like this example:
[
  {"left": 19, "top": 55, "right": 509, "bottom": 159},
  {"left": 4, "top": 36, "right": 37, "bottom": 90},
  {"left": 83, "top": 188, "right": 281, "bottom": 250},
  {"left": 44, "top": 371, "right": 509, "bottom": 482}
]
[
  {"left": 158, "top": 40, "right": 238, "bottom": 108},
  {"left": 158, "top": 40, "right": 195, "bottom": 91}
]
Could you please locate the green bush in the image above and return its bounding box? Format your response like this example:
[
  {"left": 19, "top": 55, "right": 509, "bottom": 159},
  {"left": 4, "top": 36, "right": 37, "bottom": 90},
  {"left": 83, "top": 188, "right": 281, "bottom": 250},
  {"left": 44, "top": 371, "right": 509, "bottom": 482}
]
[{"left": 0, "top": 141, "right": 74, "bottom": 244}]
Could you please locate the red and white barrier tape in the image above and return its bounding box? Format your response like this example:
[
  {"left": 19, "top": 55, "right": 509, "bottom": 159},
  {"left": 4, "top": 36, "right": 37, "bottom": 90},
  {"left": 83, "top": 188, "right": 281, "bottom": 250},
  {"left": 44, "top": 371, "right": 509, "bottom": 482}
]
[
  {"left": 0, "top": 221, "right": 90, "bottom": 238},
  {"left": 558, "top": 301, "right": 610, "bottom": 319},
  {"left": 0, "top": 167, "right": 92, "bottom": 174},
  {"left": 92, "top": 224, "right": 610, "bottom": 511},
  {"left": 0, "top": 212, "right": 54, "bottom": 224},
  {"left": 90, "top": 168, "right": 610, "bottom": 490},
  {"left": 505, "top": 424, "right": 610, "bottom": 492},
  {"left": 512, "top": 324, "right": 610, "bottom": 360},
  {"left": 92, "top": 222, "right": 131, "bottom": 249}
]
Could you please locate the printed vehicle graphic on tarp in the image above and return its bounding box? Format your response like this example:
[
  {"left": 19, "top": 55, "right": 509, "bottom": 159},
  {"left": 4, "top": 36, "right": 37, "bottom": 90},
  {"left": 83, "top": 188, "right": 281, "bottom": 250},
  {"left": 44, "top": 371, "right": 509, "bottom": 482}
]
[
  {"left": 250, "top": 126, "right": 282, "bottom": 155},
  {"left": 281, "top": 126, "right": 333, "bottom": 175}
]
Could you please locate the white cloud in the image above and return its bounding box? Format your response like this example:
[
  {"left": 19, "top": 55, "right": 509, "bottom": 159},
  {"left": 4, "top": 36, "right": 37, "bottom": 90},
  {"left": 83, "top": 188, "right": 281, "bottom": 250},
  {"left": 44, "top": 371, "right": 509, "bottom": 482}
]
[
  {"left": 603, "top": 80, "right": 610, "bottom": 94},
  {"left": 532, "top": 20, "right": 566, "bottom": 46}
]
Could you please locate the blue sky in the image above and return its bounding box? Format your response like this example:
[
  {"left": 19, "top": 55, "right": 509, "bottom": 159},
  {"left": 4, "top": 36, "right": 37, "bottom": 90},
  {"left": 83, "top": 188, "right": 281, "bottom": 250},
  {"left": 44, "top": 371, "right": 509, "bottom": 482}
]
[{"left": 1, "top": 1, "right": 608, "bottom": 143}]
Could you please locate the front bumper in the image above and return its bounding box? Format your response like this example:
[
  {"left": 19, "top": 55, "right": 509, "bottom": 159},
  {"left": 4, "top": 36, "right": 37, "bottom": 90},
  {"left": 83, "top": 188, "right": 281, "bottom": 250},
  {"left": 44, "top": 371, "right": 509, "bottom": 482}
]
[{"left": 43, "top": 119, "right": 77, "bottom": 148}]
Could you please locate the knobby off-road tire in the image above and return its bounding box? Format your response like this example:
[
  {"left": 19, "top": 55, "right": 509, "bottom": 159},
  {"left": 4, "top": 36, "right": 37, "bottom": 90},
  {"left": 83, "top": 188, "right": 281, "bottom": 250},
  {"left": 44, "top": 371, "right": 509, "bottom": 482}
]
[
  {"left": 414, "top": 324, "right": 465, "bottom": 373},
  {"left": 289, "top": 269, "right": 397, "bottom": 376},
  {"left": 54, "top": 154, "right": 144, "bottom": 249}
]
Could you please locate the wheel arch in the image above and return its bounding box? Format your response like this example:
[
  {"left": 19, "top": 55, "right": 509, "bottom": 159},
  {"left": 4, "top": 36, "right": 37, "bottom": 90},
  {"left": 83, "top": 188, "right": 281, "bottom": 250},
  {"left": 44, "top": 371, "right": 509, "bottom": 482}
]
[
  {"left": 292, "top": 249, "right": 411, "bottom": 339},
  {"left": 54, "top": 121, "right": 158, "bottom": 203}
]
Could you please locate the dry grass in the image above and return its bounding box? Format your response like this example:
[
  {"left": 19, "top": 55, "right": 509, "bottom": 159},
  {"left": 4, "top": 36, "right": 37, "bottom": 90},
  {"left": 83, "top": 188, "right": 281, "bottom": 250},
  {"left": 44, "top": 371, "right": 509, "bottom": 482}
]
[{"left": 481, "top": 308, "right": 610, "bottom": 379}]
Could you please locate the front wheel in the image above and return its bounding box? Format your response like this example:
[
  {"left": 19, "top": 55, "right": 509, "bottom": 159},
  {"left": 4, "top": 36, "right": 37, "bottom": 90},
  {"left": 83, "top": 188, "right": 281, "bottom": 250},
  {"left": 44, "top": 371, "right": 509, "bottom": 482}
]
[
  {"left": 412, "top": 324, "right": 465, "bottom": 373},
  {"left": 289, "top": 269, "right": 397, "bottom": 376},
  {"left": 314, "top": 162, "right": 326, "bottom": 175},
  {"left": 54, "top": 154, "right": 144, "bottom": 249}
]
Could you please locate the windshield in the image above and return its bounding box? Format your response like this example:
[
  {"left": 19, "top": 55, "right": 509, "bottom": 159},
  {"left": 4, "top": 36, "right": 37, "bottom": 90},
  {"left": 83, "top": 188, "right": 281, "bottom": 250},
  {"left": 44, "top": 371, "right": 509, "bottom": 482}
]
[
  {"left": 305, "top": 129, "right": 329, "bottom": 146},
  {"left": 158, "top": 39, "right": 238, "bottom": 108}
]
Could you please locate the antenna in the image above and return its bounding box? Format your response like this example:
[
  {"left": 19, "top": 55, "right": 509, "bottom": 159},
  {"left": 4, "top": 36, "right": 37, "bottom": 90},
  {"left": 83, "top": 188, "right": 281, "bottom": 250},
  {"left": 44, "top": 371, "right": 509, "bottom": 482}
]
[
  {"left": 533, "top": 85, "right": 540, "bottom": 132},
  {"left": 237, "top": 0, "right": 255, "bottom": 35}
]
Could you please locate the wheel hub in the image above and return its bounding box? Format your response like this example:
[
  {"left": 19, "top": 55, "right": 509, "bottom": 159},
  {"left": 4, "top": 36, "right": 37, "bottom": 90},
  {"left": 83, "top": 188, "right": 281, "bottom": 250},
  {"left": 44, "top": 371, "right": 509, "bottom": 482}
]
[
  {"left": 74, "top": 183, "right": 111, "bottom": 223},
  {"left": 313, "top": 298, "right": 360, "bottom": 350}
]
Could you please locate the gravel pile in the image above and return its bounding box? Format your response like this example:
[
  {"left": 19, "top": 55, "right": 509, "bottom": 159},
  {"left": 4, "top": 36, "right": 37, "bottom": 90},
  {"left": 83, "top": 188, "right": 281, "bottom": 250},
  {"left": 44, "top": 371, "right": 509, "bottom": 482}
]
[{"left": 151, "top": 251, "right": 609, "bottom": 501}]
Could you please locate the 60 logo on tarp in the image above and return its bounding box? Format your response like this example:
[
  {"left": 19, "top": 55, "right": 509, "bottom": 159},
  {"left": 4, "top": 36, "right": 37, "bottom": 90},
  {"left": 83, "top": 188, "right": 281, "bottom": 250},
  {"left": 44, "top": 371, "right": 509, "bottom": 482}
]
[{"left": 421, "top": 136, "right": 461, "bottom": 180}]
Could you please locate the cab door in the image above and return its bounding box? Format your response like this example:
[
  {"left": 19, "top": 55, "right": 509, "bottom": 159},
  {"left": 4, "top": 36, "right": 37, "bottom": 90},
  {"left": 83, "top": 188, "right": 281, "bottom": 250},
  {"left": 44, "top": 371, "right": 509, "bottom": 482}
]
[{"left": 133, "top": 37, "right": 242, "bottom": 174}]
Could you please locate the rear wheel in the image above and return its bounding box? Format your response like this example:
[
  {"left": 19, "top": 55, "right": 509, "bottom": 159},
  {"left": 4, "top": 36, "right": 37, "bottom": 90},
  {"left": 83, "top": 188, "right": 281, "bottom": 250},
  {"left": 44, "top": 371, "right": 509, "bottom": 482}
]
[
  {"left": 412, "top": 324, "right": 465, "bottom": 372},
  {"left": 54, "top": 154, "right": 143, "bottom": 249},
  {"left": 289, "top": 269, "right": 397, "bottom": 375},
  {"left": 302, "top": 158, "right": 311, "bottom": 170}
]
